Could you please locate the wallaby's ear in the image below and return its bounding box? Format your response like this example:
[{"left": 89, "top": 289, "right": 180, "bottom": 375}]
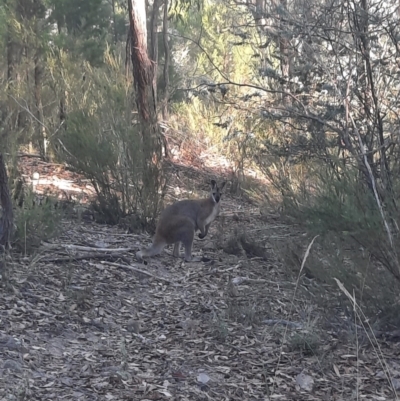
[
  {"left": 220, "top": 181, "right": 226, "bottom": 190},
  {"left": 210, "top": 179, "right": 217, "bottom": 188}
]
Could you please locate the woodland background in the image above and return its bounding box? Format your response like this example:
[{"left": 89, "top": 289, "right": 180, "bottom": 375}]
[{"left": 1, "top": 0, "right": 400, "bottom": 399}]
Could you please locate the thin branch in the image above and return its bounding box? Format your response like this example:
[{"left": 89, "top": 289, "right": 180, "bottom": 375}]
[
  {"left": 349, "top": 113, "right": 396, "bottom": 251},
  {"left": 101, "top": 260, "right": 171, "bottom": 283}
]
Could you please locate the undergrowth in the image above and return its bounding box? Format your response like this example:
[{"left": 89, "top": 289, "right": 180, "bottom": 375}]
[
  {"left": 13, "top": 189, "right": 62, "bottom": 254},
  {"left": 54, "top": 54, "right": 165, "bottom": 228},
  {"left": 269, "top": 164, "right": 400, "bottom": 329}
]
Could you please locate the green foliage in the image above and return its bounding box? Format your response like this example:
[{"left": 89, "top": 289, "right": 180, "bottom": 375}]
[
  {"left": 173, "top": 0, "right": 256, "bottom": 83},
  {"left": 288, "top": 330, "right": 321, "bottom": 356},
  {"left": 47, "top": 0, "right": 109, "bottom": 35},
  {"left": 0, "top": 3, "right": 8, "bottom": 48},
  {"left": 211, "top": 312, "right": 229, "bottom": 342},
  {"left": 61, "top": 111, "right": 119, "bottom": 178},
  {"left": 13, "top": 190, "right": 62, "bottom": 254},
  {"left": 55, "top": 53, "right": 164, "bottom": 226},
  {"left": 278, "top": 232, "right": 400, "bottom": 329},
  {"left": 170, "top": 0, "right": 267, "bottom": 186},
  {"left": 46, "top": 0, "right": 112, "bottom": 65},
  {"left": 288, "top": 167, "right": 393, "bottom": 260},
  {"left": 112, "top": 12, "right": 127, "bottom": 43},
  {"left": 271, "top": 162, "right": 400, "bottom": 327},
  {"left": 169, "top": 0, "right": 203, "bottom": 23},
  {"left": 281, "top": 167, "right": 381, "bottom": 237}
]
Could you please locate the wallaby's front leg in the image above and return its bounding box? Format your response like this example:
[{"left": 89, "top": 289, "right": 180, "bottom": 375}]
[
  {"left": 182, "top": 229, "right": 201, "bottom": 262},
  {"left": 198, "top": 223, "right": 210, "bottom": 239}
]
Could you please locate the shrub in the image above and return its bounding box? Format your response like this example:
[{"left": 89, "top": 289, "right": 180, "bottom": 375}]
[
  {"left": 13, "top": 190, "right": 62, "bottom": 254},
  {"left": 54, "top": 53, "right": 165, "bottom": 228},
  {"left": 288, "top": 330, "right": 322, "bottom": 356},
  {"left": 272, "top": 165, "right": 400, "bottom": 328}
]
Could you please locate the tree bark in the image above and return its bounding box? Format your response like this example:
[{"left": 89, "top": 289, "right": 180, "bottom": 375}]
[
  {"left": 6, "top": 25, "right": 14, "bottom": 87},
  {"left": 150, "top": 0, "right": 160, "bottom": 104},
  {"left": 34, "top": 50, "right": 47, "bottom": 157},
  {"left": 161, "top": 0, "right": 169, "bottom": 120},
  {"left": 112, "top": 0, "right": 118, "bottom": 44},
  {"left": 127, "top": 0, "right": 155, "bottom": 121},
  {"left": 278, "top": 0, "right": 290, "bottom": 105},
  {"left": 127, "top": 0, "right": 164, "bottom": 224}
]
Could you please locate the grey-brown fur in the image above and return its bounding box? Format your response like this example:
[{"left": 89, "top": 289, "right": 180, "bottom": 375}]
[{"left": 136, "top": 180, "right": 226, "bottom": 262}]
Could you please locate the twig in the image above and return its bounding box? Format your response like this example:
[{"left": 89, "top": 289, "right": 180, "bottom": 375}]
[
  {"left": 56, "top": 138, "right": 76, "bottom": 159},
  {"left": 272, "top": 235, "right": 318, "bottom": 394},
  {"left": 350, "top": 114, "right": 395, "bottom": 247},
  {"left": 64, "top": 245, "right": 134, "bottom": 253},
  {"left": 17, "top": 152, "right": 42, "bottom": 159},
  {"left": 231, "top": 276, "right": 277, "bottom": 285},
  {"left": 335, "top": 278, "right": 398, "bottom": 398},
  {"left": 101, "top": 260, "right": 171, "bottom": 283},
  {"left": 9, "top": 95, "right": 48, "bottom": 129},
  {"left": 39, "top": 253, "right": 124, "bottom": 263}
]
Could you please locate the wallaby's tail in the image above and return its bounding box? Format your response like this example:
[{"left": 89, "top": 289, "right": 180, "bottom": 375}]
[{"left": 136, "top": 241, "right": 165, "bottom": 261}]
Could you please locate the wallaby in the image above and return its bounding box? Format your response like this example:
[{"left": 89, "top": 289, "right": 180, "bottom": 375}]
[{"left": 136, "top": 180, "right": 226, "bottom": 262}]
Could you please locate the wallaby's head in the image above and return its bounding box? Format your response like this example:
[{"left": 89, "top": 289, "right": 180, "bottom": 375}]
[{"left": 210, "top": 180, "right": 226, "bottom": 203}]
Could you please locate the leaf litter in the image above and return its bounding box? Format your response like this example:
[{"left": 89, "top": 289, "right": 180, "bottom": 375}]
[{"left": 0, "top": 157, "right": 399, "bottom": 400}]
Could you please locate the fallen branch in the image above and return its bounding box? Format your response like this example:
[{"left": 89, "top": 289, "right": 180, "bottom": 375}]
[
  {"left": 39, "top": 252, "right": 124, "bottom": 263},
  {"left": 17, "top": 152, "right": 42, "bottom": 159},
  {"left": 101, "top": 260, "right": 171, "bottom": 283},
  {"left": 64, "top": 244, "right": 134, "bottom": 253},
  {"left": 231, "top": 276, "right": 277, "bottom": 285}
]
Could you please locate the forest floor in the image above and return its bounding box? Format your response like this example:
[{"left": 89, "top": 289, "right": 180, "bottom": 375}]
[{"left": 0, "top": 150, "right": 399, "bottom": 401}]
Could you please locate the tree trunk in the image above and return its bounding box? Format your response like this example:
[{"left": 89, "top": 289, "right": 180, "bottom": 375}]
[
  {"left": 162, "top": 0, "right": 169, "bottom": 120},
  {"left": 112, "top": 0, "right": 118, "bottom": 44},
  {"left": 150, "top": 0, "right": 160, "bottom": 104},
  {"left": 127, "top": 0, "right": 164, "bottom": 224},
  {"left": 127, "top": 0, "right": 155, "bottom": 121},
  {"left": 278, "top": 0, "right": 290, "bottom": 105},
  {"left": 0, "top": 154, "right": 13, "bottom": 251},
  {"left": 6, "top": 6, "right": 15, "bottom": 137},
  {"left": 6, "top": 25, "right": 14, "bottom": 88},
  {"left": 34, "top": 50, "right": 47, "bottom": 157}
]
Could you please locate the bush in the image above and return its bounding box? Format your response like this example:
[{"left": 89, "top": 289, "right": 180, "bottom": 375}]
[
  {"left": 288, "top": 330, "right": 322, "bottom": 356},
  {"left": 54, "top": 53, "right": 165, "bottom": 228},
  {"left": 272, "top": 165, "right": 400, "bottom": 328},
  {"left": 13, "top": 190, "right": 62, "bottom": 254}
]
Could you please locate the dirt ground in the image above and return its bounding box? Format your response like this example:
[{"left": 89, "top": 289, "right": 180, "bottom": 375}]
[{"left": 0, "top": 155, "right": 399, "bottom": 401}]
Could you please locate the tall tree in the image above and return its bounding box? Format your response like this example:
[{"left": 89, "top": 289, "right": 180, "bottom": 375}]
[
  {"left": 150, "top": 0, "right": 161, "bottom": 104},
  {"left": 161, "top": 0, "right": 169, "bottom": 120},
  {"left": 127, "top": 0, "right": 155, "bottom": 120},
  {"left": 127, "top": 0, "right": 164, "bottom": 223}
]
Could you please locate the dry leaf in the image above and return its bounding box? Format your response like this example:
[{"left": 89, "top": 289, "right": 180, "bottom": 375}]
[{"left": 333, "top": 364, "right": 340, "bottom": 377}]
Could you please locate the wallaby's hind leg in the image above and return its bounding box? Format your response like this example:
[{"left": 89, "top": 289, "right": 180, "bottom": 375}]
[{"left": 173, "top": 242, "right": 180, "bottom": 257}]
